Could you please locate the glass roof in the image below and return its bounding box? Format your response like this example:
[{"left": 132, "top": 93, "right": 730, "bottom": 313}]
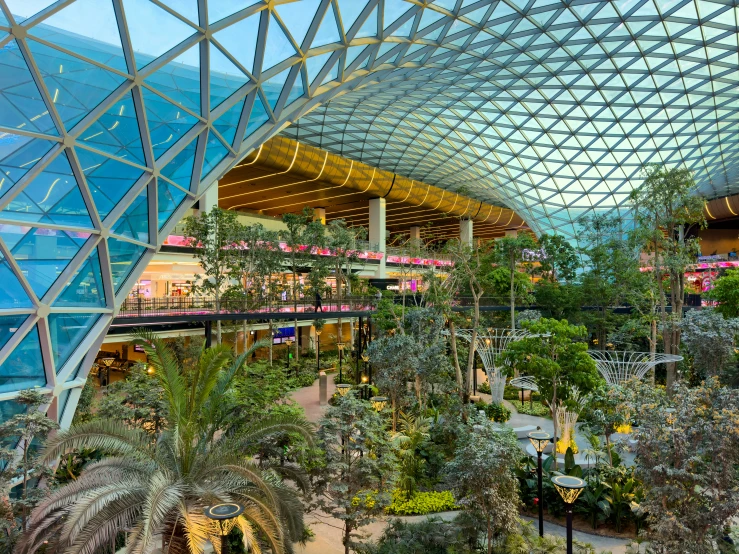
[{"left": 0, "top": 0, "right": 737, "bottom": 411}]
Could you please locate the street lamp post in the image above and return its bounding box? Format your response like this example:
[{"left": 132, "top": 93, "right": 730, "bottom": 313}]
[
  {"left": 203, "top": 502, "right": 245, "bottom": 554},
  {"left": 528, "top": 430, "right": 552, "bottom": 537},
  {"left": 552, "top": 475, "right": 587, "bottom": 554},
  {"left": 370, "top": 396, "right": 388, "bottom": 412},
  {"left": 336, "top": 341, "right": 345, "bottom": 383},
  {"left": 100, "top": 357, "right": 115, "bottom": 387},
  {"left": 336, "top": 383, "right": 351, "bottom": 397},
  {"left": 315, "top": 328, "right": 322, "bottom": 372},
  {"left": 360, "top": 374, "right": 369, "bottom": 400},
  {"left": 284, "top": 338, "right": 294, "bottom": 377}
]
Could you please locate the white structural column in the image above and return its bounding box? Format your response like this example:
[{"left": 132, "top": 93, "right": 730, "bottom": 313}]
[
  {"left": 505, "top": 229, "right": 518, "bottom": 238},
  {"left": 197, "top": 181, "right": 219, "bottom": 214},
  {"left": 460, "top": 218, "right": 473, "bottom": 246},
  {"left": 314, "top": 207, "right": 326, "bottom": 224},
  {"left": 369, "top": 197, "right": 387, "bottom": 278},
  {"left": 409, "top": 226, "right": 421, "bottom": 245}
]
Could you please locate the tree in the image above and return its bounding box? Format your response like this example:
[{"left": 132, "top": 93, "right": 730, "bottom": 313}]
[
  {"left": 631, "top": 379, "right": 739, "bottom": 553},
  {"left": 502, "top": 318, "right": 602, "bottom": 456},
  {"left": 19, "top": 332, "right": 313, "bottom": 554},
  {"left": 183, "top": 206, "right": 241, "bottom": 344},
  {"left": 367, "top": 334, "right": 417, "bottom": 432},
  {"left": 538, "top": 234, "right": 580, "bottom": 283},
  {"left": 492, "top": 233, "right": 537, "bottom": 330},
  {"left": 444, "top": 416, "right": 520, "bottom": 554},
  {"left": 314, "top": 395, "right": 396, "bottom": 554},
  {"left": 0, "top": 389, "right": 58, "bottom": 545},
  {"left": 680, "top": 308, "right": 739, "bottom": 381},
  {"left": 630, "top": 163, "right": 706, "bottom": 390},
  {"left": 708, "top": 268, "right": 739, "bottom": 318}
]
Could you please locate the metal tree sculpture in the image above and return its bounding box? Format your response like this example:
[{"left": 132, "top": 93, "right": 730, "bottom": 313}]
[{"left": 587, "top": 351, "right": 684, "bottom": 386}]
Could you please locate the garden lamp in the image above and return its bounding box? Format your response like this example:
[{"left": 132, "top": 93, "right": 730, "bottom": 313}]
[
  {"left": 336, "top": 341, "right": 345, "bottom": 382},
  {"left": 360, "top": 374, "right": 369, "bottom": 400},
  {"left": 284, "top": 338, "right": 294, "bottom": 376},
  {"left": 370, "top": 396, "right": 388, "bottom": 412},
  {"left": 336, "top": 383, "right": 352, "bottom": 397},
  {"left": 204, "top": 502, "right": 245, "bottom": 554},
  {"left": 665, "top": 407, "right": 677, "bottom": 428},
  {"left": 314, "top": 327, "right": 322, "bottom": 372},
  {"left": 100, "top": 357, "right": 115, "bottom": 386},
  {"left": 528, "top": 430, "right": 552, "bottom": 537},
  {"left": 552, "top": 475, "right": 587, "bottom": 554}
]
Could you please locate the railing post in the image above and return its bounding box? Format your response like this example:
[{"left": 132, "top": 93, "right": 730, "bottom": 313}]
[{"left": 137, "top": 295, "right": 141, "bottom": 317}]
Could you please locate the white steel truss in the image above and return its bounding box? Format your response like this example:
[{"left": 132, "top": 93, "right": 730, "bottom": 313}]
[{"left": 587, "top": 350, "right": 684, "bottom": 385}]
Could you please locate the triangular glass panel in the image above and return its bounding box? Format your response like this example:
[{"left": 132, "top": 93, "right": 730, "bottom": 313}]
[
  {"left": 78, "top": 91, "right": 145, "bottom": 164},
  {"left": 28, "top": 0, "right": 127, "bottom": 73},
  {"left": 0, "top": 315, "right": 28, "bottom": 352},
  {"left": 311, "top": 3, "right": 341, "bottom": 48},
  {"left": 418, "top": 7, "right": 445, "bottom": 31},
  {"left": 122, "top": 0, "right": 196, "bottom": 69},
  {"left": 243, "top": 95, "right": 270, "bottom": 140},
  {"left": 213, "top": 99, "right": 245, "bottom": 146},
  {"left": 200, "top": 132, "right": 230, "bottom": 180},
  {"left": 209, "top": 42, "right": 249, "bottom": 110},
  {"left": 306, "top": 52, "right": 333, "bottom": 85},
  {"left": 213, "top": 13, "right": 260, "bottom": 74},
  {"left": 356, "top": 5, "right": 378, "bottom": 38},
  {"left": 262, "top": 67, "right": 292, "bottom": 110},
  {"left": 391, "top": 15, "right": 414, "bottom": 37},
  {"left": 0, "top": 252, "right": 32, "bottom": 308},
  {"left": 48, "top": 313, "right": 101, "bottom": 372},
  {"left": 0, "top": 324, "right": 45, "bottom": 393},
  {"left": 1, "top": 149, "right": 93, "bottom": 229},
  {"left": 321, "top": 62, "right": 339, "bottom": 85},
  {"left": 384, "top": 1, "right": 414, "bottom": 30},
  {"left": 338, "top": 0, "right": 370, "bottom": 32},
  {"left": 275, "top": 0, "right": 321, "bottom": 49},
  {"left": 75, "top": 147, "right": 145, "bottom": 220},
  {"left": 159, "top": 0, "right": 200, "bottom": 24},
  {"left": 208, "top": 0, "right": 259, "bottom": 24},
  {"left": 4, "top": 0, "right": 56, "bottom": 22},
  {"left": 160, "top": 138, "right": 197, "bottom": 189},
  {"left": 144, "top": 45, "right": 201, "bottom": 114},
  {"left": 345, "top": 45, "right": 370, "bottom": 68},
  {"left": 0, "top": 40, "right": 57, "bottom": 135},
  {"left": 0, "top": 225, "right": 88, "bottom": 299},
  {"left": 107, "top": 236, "right": 145, "bottom": 292},
  {"left": 26, "top": 40, "right": 127, "bottom": 132},
  {"left": 53, "top": 247, "right": 106, "bottom": 308},
  {"left": 285, "top": 68, "right": 306, "bottom": 105},
  {"left": 143, "top": 88, "right": 199, "bottom": 160},
  {"left": 156, "top": 179, "right": 187, "bottom": 230},
  {"left": 0, "top": 134, "right": 56, "bottom": 198},
  {"left": 112, "top": 187, "right": 149, "bottom": 243},
  {"left": 262, "top": 14, "right": 297, "bottom": 72}
]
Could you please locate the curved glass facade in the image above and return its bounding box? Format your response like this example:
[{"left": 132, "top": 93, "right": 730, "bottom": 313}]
[{"left": 0, "top": 0, "right": 736, "bottom": 422}]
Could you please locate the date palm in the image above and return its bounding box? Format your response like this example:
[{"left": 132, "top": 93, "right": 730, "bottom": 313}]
[{"left": 18, "top": 331, "right": 314, "bottom": 554}]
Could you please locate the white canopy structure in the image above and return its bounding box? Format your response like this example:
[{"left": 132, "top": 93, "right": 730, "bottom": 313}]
[{"left": 587, "top": 351, "right": 684, "bottom": 386}]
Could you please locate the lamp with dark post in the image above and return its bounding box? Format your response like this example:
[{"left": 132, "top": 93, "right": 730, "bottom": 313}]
[
  {"left": 528, "top": 430, "right": 552, "bottom": 537},
  {"left": 100, "top": 357, "right": 115, "bottom": 387},
  {"left": 336, "top": 383, "right": 351, "bottom": 397},
  {"left": 314, "top": 327, "right": 322, "bottom": 372},
  {"left": 284, "top": 338, "right": 294, "bottom": 377},
  {"left": 552, "top": 475, "right": 586, "bottom": 554},
  {"left": 204, "top": 502, "right": 245, "bottom": 554},
  {"left": 370, "top": 396, "right": 387, "bottom": 412},
  {"left": 336, "top": 341, "right": 345, "bottom": 383}
]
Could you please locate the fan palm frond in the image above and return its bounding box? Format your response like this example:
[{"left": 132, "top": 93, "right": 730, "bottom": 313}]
[{"left": 39, "top": 420, "right": 153, "bottom": 464}]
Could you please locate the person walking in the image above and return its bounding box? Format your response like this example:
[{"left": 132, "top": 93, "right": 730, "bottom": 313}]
[{"left": 315, "top": 291, "right": 323, "bottom": 312}]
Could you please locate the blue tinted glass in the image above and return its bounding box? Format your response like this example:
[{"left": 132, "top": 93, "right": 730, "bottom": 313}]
[
  {"left": 356, "top": 5, "right": 378, "bottom": 37},
  {"left": 78, "top": 92, "right": 145, "bottom": 164},
  {"left": 244, "top": 95, "right": 269, "bottom": 139},
  {"left": 213, "top": 14, "right": 259, "bottom": 73},
  {"left": 107, "top": 236, "right": 145, "bottom": 292},
  {"left": 0, "top": 134, "right": 56, "bottom": 196},
  {"left": 311, "top": 3, "right": 341, "bottom": 48},
  {"left": 76, "top": 147, "right": 145, "bottom": 221},
  {"left": 213, "top": 100, "right": 244, "bottom": 146},
  {"left": 262, "top": 15, "right": 296, "bottom": 72},
  {"left": 5, "top": 0, "right": 56, "bottom": 21},
  {"left": 275, "top": 0, "right": 321, "bottom": 48},
  {"left": 1, "top": 150, "right": 93, "bottom": 229},
  {"left": 112, "top": 187, "right": 149, "bottom": 242},
  {"left": 26, "top": 40, "right": 127, "bottom": 131},
  {"left": 53, "top": 247, "right": 106, "bottom": 308},
  {"left": 201, "top": 133, "right": 229, "bottom": 179},
  {"left": 0, "top": 225, "right": 89, "bottom": 299},
  {"left": 0, "top": 399, "right": 27, "bottom": 450},
  {"left": 0, "top": 40, "right": 57, "bottom": 135},
  {"left": 337, "top": 0, "right": 369, "bottom": 31},
  {"left": 0, "top": 325, "right": 45, "bottom": 393},
  {"left": 209, "top": 43, "right": 249, "bottom": 110},
  {"left": 157, "top": 179, "right": 187, "bottom": 230},
  {"left": 160, "top": 139, "right": 197, "bottom": 189},
  {"left": 262, "top": 67, "right": 290, "bottom": 110},
  {"left": 0, "top": 251, "right": 32, "bottom": 308},
  {"left": 57, "top": 387, "right": 71, "bottom": 417},
  {"left": 144, "top": 46, "right": 201, "bottom": 114},
  {"left": 306, "top": 52, "right": 332, "bottom": 85},
  {"left": 143, "top": 88, "right": 199, "bottom": 159},
  {"left": 48, "top": 313, "right": 100, "bottom": 372},
  {"left": 0, "top": 315, "right": 28, "bottom": 351},
  {"left": 208, "top": 0, "right": 259, "bottom": 24},
  {"left": 285, "top": 70, "right": 305, "bottom": 106}
]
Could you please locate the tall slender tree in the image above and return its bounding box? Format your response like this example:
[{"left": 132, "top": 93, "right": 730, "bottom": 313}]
[{"left": 493, "top": 234, "right": 537, "bottom": 330}]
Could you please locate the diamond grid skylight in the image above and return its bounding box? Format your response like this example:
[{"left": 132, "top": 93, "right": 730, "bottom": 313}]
[{"left": 0, "top": 0, "right": 736, "bottom": 424}]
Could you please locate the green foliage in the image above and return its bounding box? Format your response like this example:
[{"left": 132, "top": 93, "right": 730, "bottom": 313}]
[
  {"left": 357, "top": 516, "right": 476, "bottom": 554},
  {"left": 71, "top": 378, "right": 96, "bottom": 425},
  {"left": 680, "top": 308, "right": 739, "bottom": 380},
  {"left": 385, "top": 489, "right": 458, "bottom": 516},
  {"left": 538, "top": 233, "right": 580, "bottom": 283},
  {"left": 96, "top": 363, "right": 167, "bottom": 433},
  {"left": 482, "top": 402, "right": 511, "bottom": 423},
  {"left": 516, "top": 401, "right": 550, "bottom": 418},
  {"left": 708, "top": 268, "right": 739, "bottom": 318}
]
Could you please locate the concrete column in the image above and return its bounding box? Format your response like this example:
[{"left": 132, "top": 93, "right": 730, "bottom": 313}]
[
  {"left": 196, "top": 181, "right": 219, "bottom": 215},
  {"left": 369, "top": 197, "right": 387, "bottom": 278},
  {"left": 460, "top": 218, "right": 473, "bottom": 246},
  {"left": 409, "top": 226, "right": 421, "bottom": 246},
  {"left": 319, "top": 371, "right": 328, "bottom": 405},
  {"left": 505, "top": 229, "right": 518, "bottom": 238},
  {"left": 314, "top": 207, "right": 326, "bottom": 224}
]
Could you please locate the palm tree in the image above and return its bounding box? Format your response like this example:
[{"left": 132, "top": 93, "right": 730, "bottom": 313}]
[{"left": 18, "top": 331, "right": 314, "bottom": 554}]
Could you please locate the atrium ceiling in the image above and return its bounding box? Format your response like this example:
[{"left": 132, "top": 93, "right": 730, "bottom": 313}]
[{"left": 0, "top": 0, "right": 737, "bottom": 422}]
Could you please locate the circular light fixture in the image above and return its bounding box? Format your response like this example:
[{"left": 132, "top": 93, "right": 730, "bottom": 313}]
[
  {"left": 552, "top": 475, "right": 586, "bottom": 504},
  {"left": 370, "top": 396, "right": 388, "bottom": 411},
  {"left": 336, "top": 384, "right": 352, "bottom": 396},
  {"left": 204, "top": 502, "right": 245, "bottom": 521},
  {"left": 528, "top": 430, "right": 552, "bottom": 453}
]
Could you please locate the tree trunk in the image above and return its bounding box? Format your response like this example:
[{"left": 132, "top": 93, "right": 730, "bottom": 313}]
[
  {"left": 215, "top": 288, "right": 222, "bottom": 345},
  {"left": 510, "top": 254, "right": 516, "bottom": 330},
  {"left": 269, "top": 321, "right": 273, "bottom": 366},
  {"left": 449, "top": 321, "right": 465, "bottom": 405},
  {"left": 551, "top": 379, "right": 558, "bottom": 470}
]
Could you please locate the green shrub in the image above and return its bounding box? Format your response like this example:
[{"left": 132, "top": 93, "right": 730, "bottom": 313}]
[
  {"left": 385, "top": 489, "right": 458, "bottom": 516},
  {"left": 477, "top": 380, "right": 491, "bottom": 394},
  {"left": 517, "top": 401, "right": 550, "bottom": 418},
  {"left": 483, "top": 402, "right": 511, "bottom": 423}
]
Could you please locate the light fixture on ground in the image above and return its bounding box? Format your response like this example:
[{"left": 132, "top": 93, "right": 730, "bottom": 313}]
[
  {"left": 336, "top": 383, "right": 352, "bottom": 397},
  {"left": 100, "top": 357, "right": 115, "bottom": 387},
  {"left": 552, "top": 475, "right": 587, "bottom": 554},
  {"left": 336, "top": 341, "right": 345, "bottom": 382},
  {"left": 370, "top": 396, "right": 388, "bottom": 412},
  {"left": 664, "top": 407, "right": 677, "bottom": 428},
  {"left": 360, "top": 374, "right": 369, "bottom": 400},
  {"left": 528, "top": 430, "right": 552, "bottom": 537},
  {"left": 204, "top": 502, "right": 245, "bottom": 554}
]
